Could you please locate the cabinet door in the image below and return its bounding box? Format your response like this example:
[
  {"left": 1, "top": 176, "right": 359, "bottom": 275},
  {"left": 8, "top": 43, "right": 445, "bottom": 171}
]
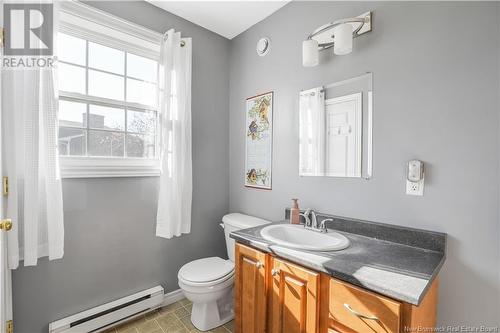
[
  {"left": 235, "top": 243, "right": 267, "bottom": 333},
  {"left": 268, "top": 257, "right": 320, "bottom": 333}
]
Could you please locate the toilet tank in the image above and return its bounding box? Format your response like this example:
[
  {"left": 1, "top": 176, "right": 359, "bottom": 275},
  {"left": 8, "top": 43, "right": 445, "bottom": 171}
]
[{"left": 222, "top": 213, "right": 270, "bottom": 262}]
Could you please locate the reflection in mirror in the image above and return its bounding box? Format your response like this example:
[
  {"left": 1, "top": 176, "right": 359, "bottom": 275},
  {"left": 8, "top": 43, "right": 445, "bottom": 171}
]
[{"left": 299, "top": 73, "right": 372, "bottom": 178}]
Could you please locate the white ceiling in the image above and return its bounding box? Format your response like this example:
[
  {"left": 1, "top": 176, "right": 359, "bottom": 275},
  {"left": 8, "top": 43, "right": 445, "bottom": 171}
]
[{"left": 146, "top": 1, "right": 290, "bottom": 39}]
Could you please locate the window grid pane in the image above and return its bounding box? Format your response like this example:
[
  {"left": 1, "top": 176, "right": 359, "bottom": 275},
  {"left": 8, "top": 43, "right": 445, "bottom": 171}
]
[
  {"left": 88, "top": 130, "right": 125, "bottom": 157},
  {"left": 127, "top": 110, "right": 157, "bottom": 134},
  {"left": 127, "top": 53, "right": 158, "bottom": 83},
  {"left": 59, "top": 100, "right": 87, "bottom": 128},
  {"left": 88, "top": 42, "right": 125, "bottom": 75},
  {"left": 59, "top": 127, "right": 87, "bottom": 156},
  {"left": 89, "top": 104, "right": 125, "bottom": 131},
  {"left": 58, "top": 33, "right": 86, "bottom": 66},
  {"left": 126, "top": 133, "right": 155, "bottom": 158},
  {"left": 58, "top": 33, "right": 159, "bottom": 159},
  {"left": 88, "top": 70, "right": 125, "bottom": 101},
  {"left": 125, "top": 109, "right": 156, "bottom": 158},
  {"left": 126, "top": 78, "right": 157, "bottom": 106},
  {"left": 58, "top": 63, "right": 86, "bottom": 94}
]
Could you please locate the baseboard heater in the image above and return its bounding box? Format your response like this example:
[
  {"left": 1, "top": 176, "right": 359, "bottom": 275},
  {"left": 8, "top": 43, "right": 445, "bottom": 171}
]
[{"left": 49, "top": 286, "right": 164, "bottom": 333}]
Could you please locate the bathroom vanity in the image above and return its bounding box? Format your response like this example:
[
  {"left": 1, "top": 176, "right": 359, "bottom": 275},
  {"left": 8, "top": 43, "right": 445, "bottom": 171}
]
[{"left": 230, "top": 212, "right": 446, "bottom": 333}]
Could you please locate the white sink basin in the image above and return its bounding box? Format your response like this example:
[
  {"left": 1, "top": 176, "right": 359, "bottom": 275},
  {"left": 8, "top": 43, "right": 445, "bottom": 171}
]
[{"left": 260, "top": 224, "right": 350, "bottom": 251}]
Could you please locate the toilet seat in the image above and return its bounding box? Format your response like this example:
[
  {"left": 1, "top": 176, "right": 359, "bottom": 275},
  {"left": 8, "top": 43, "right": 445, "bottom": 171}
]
[
  {"left": 178, "top": 257, "right": 234, "bottom": 287},
  {"left": 179, "top": 271, "right": 234, "bottom": 288}
]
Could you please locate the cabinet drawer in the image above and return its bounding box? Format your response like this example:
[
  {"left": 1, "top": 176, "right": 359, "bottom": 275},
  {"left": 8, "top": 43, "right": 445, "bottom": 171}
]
[{"left": 329, "top": 279, "right": 401, "bottom": 333}]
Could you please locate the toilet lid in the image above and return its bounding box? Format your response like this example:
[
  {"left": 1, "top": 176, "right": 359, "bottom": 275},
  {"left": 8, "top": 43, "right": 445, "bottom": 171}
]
[{"left": 179, "top": 257, "right": 234, "bottom": 283}]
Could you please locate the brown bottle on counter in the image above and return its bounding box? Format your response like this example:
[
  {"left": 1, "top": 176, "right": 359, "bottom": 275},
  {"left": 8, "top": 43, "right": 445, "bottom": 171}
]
[{"left": 290, "top": 199, "right": 300, "bottom": 224}]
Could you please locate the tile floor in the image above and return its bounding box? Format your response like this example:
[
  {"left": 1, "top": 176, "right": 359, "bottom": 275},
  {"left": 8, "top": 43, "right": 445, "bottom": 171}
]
[{"left": 102, "top": 298, "right": 234, "bottom": 333}]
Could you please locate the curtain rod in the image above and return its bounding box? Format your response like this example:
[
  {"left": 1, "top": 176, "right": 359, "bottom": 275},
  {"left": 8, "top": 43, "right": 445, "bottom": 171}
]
[
  {"left": 163, "top": 33, "right": 186, "bottom": 47},
  {"left": 61, "top": 1, "right": 187, "bottom": 47}
]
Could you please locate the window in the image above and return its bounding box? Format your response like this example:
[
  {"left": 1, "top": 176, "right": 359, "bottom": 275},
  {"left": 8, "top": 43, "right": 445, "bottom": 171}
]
[
  {"left": 58, "top": 31, "right": 159, "bottom": 159},
  {"left": 57, "top": 1, "right": 165, "bottom": 177}
]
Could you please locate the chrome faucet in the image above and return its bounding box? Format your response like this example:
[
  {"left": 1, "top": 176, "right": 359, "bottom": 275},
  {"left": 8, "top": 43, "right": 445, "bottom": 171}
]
[{"left": 300, "top": 209, "right": 333, "bottom": 233}]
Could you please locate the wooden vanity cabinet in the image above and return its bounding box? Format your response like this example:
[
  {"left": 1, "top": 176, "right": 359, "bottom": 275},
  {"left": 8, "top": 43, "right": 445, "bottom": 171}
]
[{"left": 234, "top": 243, "right": 438, "bottom": 333}]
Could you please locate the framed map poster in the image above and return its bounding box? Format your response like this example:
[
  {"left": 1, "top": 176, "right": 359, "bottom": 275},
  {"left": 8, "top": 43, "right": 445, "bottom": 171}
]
[{"left": 245, "top": 91, "right": 273, "bottom": 189}]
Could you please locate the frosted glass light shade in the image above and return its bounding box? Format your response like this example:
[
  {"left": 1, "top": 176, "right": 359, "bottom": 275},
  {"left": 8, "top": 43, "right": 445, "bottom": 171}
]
[
  {"left": 333, "top": 23, "right": 353, "bottom": 55},
  {"left": 302, "top": 39, "right": 319, "bottom": 67}
]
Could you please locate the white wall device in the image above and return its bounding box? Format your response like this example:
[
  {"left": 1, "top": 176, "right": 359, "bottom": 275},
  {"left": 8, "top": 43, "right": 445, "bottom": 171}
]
[
  {"left": 406, "top": 159, "right": 424, "bottom": 196},
  {"left": 256, "top": 37, "right": 271, "bottom": 56}
]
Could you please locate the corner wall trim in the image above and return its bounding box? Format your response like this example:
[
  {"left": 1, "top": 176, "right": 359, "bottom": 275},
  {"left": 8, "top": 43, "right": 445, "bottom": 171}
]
[{"left": 161, "top": 289, "right": 185, "bottom": 307}]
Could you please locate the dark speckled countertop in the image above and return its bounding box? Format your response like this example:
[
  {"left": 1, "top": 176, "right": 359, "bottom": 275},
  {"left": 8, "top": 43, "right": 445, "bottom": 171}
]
[{"left": 230, "top": 212, "right": 446, "bottom": 306}]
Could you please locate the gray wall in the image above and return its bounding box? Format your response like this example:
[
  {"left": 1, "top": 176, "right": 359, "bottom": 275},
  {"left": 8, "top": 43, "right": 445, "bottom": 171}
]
[
  {"left": 12, "top": 2, "right": 230, "bottom": 332},
  {"left": 229, "top": 1, "right": 500, "bottom": 327}
]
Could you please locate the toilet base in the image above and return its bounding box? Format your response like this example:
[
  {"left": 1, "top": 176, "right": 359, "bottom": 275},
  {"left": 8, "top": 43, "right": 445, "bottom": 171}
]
[{"left": 190, "top": 288, "right": 234, "bottom": 331}]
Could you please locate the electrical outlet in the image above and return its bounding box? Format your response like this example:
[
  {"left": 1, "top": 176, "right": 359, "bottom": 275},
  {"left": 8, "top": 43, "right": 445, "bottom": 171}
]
[{"left": 406, "top": 178, "right": 424, "bottom": 196}]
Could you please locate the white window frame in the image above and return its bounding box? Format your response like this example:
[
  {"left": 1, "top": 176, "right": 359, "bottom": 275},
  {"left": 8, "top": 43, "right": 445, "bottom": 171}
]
[{"left": 58, "top": 1, "right": 163, "bottom": 178}]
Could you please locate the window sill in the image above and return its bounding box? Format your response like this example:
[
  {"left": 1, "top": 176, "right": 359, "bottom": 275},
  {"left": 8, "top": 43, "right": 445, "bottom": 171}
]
[{"left": 60, "top": 157, "right": 161, "bottom": 178}]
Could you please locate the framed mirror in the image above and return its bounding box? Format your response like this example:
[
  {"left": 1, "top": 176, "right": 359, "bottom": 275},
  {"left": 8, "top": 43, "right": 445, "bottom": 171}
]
[{"left": 299, "top": 72, "right": 372, "bottom": 178}]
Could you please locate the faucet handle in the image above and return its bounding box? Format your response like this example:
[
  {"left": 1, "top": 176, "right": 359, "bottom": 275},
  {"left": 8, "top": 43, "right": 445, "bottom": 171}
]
[
  {"left": 299, "top": 213, "right": 310, "bottom": 224},
  {"left": 300, "top": 210, "right": 311, "bottom": 226},
  {"left": 319, "top": 218, "right": 334, "bottom": 232}
]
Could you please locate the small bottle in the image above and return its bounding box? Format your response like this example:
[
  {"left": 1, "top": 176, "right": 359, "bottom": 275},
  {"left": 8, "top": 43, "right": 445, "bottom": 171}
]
[{"left": 290, "top": 199, "right": 300, "bottom": 224}]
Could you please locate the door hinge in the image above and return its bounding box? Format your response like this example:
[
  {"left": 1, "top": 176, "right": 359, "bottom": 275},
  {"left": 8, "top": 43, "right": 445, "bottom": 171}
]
[
  {"left": 6, "top": 320, "right": 13, "bottom": 333},
  {"left": 3, "top": 177, "right": 8, "bottom": 196}
]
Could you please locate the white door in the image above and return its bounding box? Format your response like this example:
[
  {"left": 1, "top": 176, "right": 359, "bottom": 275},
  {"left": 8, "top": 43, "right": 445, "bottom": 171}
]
[
  {"left": 0, "top": 30, "right": 13, "bottom": 332},
  {"left": 325, "top": 93, "right": 362, "bottom": 177}
]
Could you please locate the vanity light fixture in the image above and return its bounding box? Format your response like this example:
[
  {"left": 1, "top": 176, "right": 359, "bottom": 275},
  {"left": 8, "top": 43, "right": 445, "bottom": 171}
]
[{"left": 302, "top": 11, "right": 372, "bottom": 67}]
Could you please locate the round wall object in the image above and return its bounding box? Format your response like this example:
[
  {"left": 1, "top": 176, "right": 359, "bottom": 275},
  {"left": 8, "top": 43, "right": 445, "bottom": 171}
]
[{"left": 256, "top": 37, "right": 271, "bottom": 56}]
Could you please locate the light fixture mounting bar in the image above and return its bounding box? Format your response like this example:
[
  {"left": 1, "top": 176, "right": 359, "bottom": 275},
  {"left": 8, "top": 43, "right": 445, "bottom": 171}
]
[{"left": 307, "top": 11, "right": 372, "bottom": 50}]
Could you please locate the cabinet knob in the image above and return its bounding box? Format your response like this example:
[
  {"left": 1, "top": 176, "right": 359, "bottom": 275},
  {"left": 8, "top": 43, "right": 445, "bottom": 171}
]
[
  {"left": 271, "top": 269, "right": 280, "bottom": 276},
  {"left": 255, "top": 261, "right": 264, "bottom": 269}
]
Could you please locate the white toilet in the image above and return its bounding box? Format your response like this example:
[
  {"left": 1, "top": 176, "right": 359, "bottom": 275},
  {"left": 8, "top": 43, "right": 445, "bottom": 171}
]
[{"left": 178, "top": 213, "right": 270, "bottom": 331}]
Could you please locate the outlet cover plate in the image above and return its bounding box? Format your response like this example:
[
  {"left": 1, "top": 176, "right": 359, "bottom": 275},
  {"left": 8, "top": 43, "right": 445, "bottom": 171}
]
[{"left": 406, "top": 178, "right": 424, "bottom": 196}]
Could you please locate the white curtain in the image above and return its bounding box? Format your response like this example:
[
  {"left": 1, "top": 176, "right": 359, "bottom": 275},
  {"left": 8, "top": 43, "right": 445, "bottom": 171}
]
[
  {"left": 156, "top": 30, "right": 192, "bottom": 239},
  {"left": 2, "top": 3, "right": 64, "bottom": 268},
  {"left": 299, "top": 87, "right": 325, "bottom": 175}
]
